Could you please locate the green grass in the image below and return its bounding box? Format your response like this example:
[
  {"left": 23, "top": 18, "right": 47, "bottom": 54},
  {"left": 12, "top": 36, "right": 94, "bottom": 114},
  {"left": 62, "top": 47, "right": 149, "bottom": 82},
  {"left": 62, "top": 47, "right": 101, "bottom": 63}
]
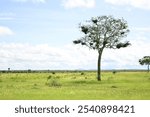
[{"left": 0, "top": 71, "right": 150, "bottom": 100}]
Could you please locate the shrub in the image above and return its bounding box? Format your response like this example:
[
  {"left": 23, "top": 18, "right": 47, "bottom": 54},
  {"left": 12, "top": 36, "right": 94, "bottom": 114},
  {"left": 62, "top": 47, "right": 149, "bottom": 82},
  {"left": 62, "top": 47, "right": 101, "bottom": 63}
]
[
  {"left": 112, "top": 71, "right": 117, "bottom": 74},
  {"left": 111, "top": 86, "right": 117, "bottom": 88},
  {"left": 46, "top": 79, "right": 61, "bottom": 87},
  {"left": 48, "top": 79, "right": 61, "bottom": 87},
  {"left": 46, "top": 76, "right": 61, "bottom": 87},
  {"left": 81, "top": 72, "right": 84, "bottom": 75},
  {"left": 34, "top": 83, "right": 37, "bottom": 86},
  {"left": 47, "top": 75, "right": 52, "bottom": 81}
]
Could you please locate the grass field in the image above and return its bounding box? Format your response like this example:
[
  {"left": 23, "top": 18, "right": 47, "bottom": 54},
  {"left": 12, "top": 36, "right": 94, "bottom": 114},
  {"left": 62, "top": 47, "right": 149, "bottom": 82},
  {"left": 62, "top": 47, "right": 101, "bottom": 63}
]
[{"left": 0, "top": 71, "right": 150, "bottom": 100}]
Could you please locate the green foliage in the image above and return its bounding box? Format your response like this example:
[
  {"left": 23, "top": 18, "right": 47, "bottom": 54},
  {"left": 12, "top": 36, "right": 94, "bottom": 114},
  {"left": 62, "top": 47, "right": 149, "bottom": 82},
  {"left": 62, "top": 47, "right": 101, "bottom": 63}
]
[
  {"left": 34, "top": 83, "right": 37, "bottom": 86},
  {"left": 112, "top": 71, "right": 117, "bottom": 74},
  {"left": 139, "top": 56, "right": 150, "bottom": 72},
  {"left": 52, "top": 72, "right": 56, "bottom": 74},
  {"left": 48, "top": 79, "right": 61, "bottom": 87},
  {"left": 139, "top": 56, "right": 150, "bottom": 65},
  {"left": 111, "top": 86, "right": 117, "bottom": 88},
  {"left": 73, "top": 15, "right": 130, "bottom": 50},
  {"left": 116, "top": 41, "right": 130, "bottom": 49},
  {"left": 81, "top": 72, "right": 85, "bottom": 75},
  {"left": 46, "top": 75, "right": 61, "bottom": 87},
  {"left": 47, "top": 75, "right": 52, "bottom": 81}
]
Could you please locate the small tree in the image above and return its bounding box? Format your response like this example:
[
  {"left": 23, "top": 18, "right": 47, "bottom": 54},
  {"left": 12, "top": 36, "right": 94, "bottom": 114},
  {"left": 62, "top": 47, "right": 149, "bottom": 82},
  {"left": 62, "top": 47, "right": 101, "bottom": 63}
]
[
  {"left": 139, "top": 56, "right": 150, "bottom": 72},
  {"left": 73, "top": 16, "right": 130, "bottom": 81},
  {"left": 8, "top": 68, "right": 10, "bottom": 72}
]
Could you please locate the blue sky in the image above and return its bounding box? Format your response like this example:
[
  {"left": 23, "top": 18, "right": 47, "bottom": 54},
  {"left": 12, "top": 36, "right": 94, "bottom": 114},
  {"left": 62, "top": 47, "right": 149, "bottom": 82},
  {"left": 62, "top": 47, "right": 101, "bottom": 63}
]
[{"left": 0, "top": 0, "right": 150, "bottom": 70}]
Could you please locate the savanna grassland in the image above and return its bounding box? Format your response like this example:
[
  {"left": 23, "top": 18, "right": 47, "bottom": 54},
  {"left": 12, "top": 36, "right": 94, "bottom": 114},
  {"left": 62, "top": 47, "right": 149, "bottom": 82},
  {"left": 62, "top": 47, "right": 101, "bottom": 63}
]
[{"left": 0, "top": 71, "right": 150, "bottom": 100}]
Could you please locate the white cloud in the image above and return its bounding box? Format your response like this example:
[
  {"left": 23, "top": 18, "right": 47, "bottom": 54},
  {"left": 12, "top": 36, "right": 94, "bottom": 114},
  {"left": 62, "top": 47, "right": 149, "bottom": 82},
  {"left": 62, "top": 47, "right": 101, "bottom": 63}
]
[
  {"left": 105, "top": 0, "right": 150, "bottom": 10},
  {"left": 13, "top": 0, "right": 47, "bottom": 4},
  {"left": 0, "top": 43, "right": 97, "bottom": 70},
  {"left": 0, "top": 26, "right": 150, "bottom": 70},
  {"left": 0, "top": 35, "right": 149, "bottom": 70},
  {"left": 0, "top": 26, "right": 14, "bottom": 36},
  {"left": 62, "top": 0, "right": 95, "bottom": 9}
]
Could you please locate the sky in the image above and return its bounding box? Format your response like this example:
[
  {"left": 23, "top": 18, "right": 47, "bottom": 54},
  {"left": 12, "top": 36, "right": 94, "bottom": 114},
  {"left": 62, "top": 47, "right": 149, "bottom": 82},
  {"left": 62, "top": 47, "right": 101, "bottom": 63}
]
[{"left": 0, "top": 0, "right": 150, "bottom": 70}]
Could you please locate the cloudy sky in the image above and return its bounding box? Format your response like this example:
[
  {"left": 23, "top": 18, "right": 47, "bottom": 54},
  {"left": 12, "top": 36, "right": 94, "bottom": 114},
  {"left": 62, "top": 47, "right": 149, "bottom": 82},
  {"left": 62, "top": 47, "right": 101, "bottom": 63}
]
[{"left": 0, "top": 0, "right": 150, "bottom": 70}]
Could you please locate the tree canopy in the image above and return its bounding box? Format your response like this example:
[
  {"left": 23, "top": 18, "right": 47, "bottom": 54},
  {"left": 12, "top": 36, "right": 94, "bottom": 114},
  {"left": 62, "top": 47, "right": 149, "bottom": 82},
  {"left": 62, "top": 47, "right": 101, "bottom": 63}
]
[
  {"left": 73, "top": 16, "right": 130, "bottom": 51},
  {"left": 139, "top": 56, "right": 150, "bottom": 72}
]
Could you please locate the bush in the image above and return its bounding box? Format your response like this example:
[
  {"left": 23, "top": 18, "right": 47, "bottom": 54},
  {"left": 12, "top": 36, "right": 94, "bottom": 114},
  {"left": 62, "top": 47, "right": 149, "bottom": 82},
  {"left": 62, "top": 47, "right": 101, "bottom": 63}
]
[
  {"left": 47, "top": 75, "right": 52, "bottom": 81},
  {"left": 52, "top": 72, "right": 55, "bottom": 75},
  {"left": 81, "top": 72, "right": 84, "bottom": 75},
  {"left": 34, "top": 83, "right": 37, "bottom": 86},
  {"left": 46, "top": 76, "right": 61, "bottom": 87},
  {"left": 49, "top": 79, "right": 61, "bottom": 87},
  {"left": 112, "top": 71, "right": 117, "bottom": 74},
  {"left": 111, "top": 86, "right": 117, "bottom": 88}
]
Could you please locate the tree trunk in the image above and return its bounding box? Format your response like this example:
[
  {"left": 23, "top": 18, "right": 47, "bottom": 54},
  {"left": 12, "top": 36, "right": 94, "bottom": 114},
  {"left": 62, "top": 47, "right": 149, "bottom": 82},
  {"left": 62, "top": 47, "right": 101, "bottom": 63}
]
[
  {"left": 97, "top": 51, "right": 102, "bottom": 81},
  {"left": 148, "top": 64, "right": 150, "bottom": 72}
]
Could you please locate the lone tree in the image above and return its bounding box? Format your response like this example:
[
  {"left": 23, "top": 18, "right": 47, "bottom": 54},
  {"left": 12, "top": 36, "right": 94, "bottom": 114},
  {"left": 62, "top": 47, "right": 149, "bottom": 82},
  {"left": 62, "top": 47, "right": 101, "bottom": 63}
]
[
  {"left": 139, "top": 56, "right": 150, "bottom": 72},
  {"left": 73, "top": 16, "right": 130, "bottom": 81}
]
